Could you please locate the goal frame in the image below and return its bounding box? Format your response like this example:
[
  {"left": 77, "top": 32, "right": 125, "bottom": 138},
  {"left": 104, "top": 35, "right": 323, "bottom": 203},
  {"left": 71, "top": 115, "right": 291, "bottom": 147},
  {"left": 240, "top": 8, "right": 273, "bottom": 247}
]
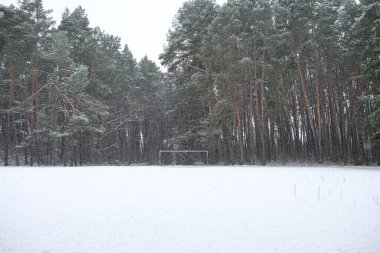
[{"left": 159, "top": 150, "right": 208, "bottom": 165}]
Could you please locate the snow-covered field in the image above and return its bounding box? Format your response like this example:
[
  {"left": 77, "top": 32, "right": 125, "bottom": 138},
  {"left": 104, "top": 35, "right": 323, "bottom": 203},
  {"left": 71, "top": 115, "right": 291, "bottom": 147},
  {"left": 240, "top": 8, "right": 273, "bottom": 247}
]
[{"left": 0, "top": 166, "right": 379, "bottom": 253}]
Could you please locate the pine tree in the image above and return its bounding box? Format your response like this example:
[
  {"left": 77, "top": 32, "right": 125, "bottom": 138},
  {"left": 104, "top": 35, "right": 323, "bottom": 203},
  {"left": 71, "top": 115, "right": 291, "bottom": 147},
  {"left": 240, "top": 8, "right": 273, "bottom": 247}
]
[
  {"left": 160, "top": 0, "right": 219, "bottom": 153},
  {"left": 353, "top": 0, "right": 380, "bottom": 164}
]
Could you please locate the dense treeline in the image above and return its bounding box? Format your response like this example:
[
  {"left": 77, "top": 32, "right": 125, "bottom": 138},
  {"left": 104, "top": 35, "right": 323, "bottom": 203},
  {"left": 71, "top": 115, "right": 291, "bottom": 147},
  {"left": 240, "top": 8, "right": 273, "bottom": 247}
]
[
  {"left": 0, "top": 0, "right": 379, "bottom": 166},
  {"left": 0, "top": 0, "right": 169, "bottom": 165},
  {"left": 161, "top": 0, "right": 380, "bottom": 165}
]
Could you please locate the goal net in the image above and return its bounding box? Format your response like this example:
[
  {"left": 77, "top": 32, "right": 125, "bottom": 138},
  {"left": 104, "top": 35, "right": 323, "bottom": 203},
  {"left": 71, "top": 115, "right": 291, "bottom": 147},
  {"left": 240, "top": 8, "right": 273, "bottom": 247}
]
[{"left": 159, "top": 150, "right": 208, "bottom": 165}]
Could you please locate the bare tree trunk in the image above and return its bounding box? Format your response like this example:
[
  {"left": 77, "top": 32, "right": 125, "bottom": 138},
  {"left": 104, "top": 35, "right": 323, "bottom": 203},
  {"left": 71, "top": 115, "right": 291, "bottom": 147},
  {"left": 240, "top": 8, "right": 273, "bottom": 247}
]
[
  {"left": 326, "top": 58, "right": 342, "bottom": 162},
  {"left": 260, "top": 53, "right": 266, "bottom": 165},
  {"left": 296, "top": 55, "right": 316, "bottom": 159},
  {"left": 336, "top": 68, "right": 347, "bottom": 164},
  {"left": 313, "top": 49, "right": 323, "bottom": 163},
  {"left": 249, "top": 78, "right": 256, "bottom": 164},
  {"left": 6, "top": 29, "right": 17, "bottom": 166},
  {"left": 234, "top": 82, "right": 244, "bottom": 164},
  {"left": 50, "top": 66, "right": 60, "bottom": 166},
  {"left": 291, "top": 81, "right": 300, "bottom": 160}
]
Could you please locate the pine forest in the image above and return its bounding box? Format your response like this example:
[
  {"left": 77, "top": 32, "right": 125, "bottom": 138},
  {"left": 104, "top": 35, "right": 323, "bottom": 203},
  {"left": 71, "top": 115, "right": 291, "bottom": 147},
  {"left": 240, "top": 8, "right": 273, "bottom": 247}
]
[{"left": 0, "top": 0, "right": 379, "bottom": 166}]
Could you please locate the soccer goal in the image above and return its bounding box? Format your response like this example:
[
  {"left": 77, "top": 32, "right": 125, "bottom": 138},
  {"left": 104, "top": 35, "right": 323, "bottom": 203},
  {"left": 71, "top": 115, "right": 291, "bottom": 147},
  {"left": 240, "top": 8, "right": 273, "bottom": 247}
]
[{"left": 159, "top": 150, "right": 208, "bottom": 165}]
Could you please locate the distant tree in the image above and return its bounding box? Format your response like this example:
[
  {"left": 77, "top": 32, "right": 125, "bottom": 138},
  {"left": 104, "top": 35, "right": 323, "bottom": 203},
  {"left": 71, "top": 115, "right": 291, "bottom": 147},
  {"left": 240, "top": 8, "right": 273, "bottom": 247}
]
[
  {"left": 58, "top": 6, "right": 92, "bottom": 63},
  {"left": 1, "top": 0, "right": 378, "bottom": 165},
  {"left": 353, "top": 0, "right": 380, "bottom": 164},
  {"left": 160, "top": 0, "right": 218, "bottom": 153}
]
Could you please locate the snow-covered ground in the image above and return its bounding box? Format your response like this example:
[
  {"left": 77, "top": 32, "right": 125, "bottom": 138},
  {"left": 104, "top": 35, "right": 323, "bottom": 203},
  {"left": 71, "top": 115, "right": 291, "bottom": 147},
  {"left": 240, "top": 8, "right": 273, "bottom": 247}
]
[{"left": 0, "top": 166, "right": 379, "bottom": 253}]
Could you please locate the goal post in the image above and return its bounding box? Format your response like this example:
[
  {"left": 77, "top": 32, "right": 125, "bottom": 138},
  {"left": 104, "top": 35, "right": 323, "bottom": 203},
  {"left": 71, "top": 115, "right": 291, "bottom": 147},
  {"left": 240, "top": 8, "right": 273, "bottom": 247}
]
[{"left": 159, "top": 150, "right": 208, "bottom": 165}]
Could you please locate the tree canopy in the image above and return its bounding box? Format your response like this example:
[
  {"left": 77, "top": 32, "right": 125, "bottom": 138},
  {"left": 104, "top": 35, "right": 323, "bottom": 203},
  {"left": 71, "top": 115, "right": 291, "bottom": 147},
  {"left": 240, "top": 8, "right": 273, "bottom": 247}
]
[{"left": 1, "top": 0, "right": 379, "bottom": 166}]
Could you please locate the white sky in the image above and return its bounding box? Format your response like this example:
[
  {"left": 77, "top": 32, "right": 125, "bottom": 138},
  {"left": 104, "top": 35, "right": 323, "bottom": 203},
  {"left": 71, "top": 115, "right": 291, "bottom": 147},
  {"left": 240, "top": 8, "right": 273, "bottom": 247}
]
[{"left": 3, "top": 0, "right": 226, "bottom": 67}]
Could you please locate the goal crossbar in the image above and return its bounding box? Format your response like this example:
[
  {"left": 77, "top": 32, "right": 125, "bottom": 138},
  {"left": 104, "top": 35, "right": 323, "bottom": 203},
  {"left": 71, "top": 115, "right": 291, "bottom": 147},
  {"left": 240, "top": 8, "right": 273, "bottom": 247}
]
[{"left": 159, "top": 150, "right": 208, "bottom": 165}]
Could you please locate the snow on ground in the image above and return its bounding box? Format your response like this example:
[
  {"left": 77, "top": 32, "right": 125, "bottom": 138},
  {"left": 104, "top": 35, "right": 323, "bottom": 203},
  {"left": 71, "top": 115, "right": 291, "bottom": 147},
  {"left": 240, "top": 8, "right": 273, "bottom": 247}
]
[{"left": 0, "top": 165, "right": 379, "bottom": 253}]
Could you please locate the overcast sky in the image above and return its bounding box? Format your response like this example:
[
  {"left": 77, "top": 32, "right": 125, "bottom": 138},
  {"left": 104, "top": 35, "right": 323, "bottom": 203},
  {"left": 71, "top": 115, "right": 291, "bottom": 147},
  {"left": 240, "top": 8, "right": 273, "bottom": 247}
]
[{"left": 3, "top": 0, "right": 226, "bottom": 67}]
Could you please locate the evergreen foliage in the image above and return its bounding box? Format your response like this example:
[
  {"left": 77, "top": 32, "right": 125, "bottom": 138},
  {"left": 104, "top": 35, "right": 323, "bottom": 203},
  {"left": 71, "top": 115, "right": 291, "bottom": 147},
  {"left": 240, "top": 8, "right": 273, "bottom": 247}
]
[
  {"left": 161, "top": 0, "right": 379, "bottom": 165},
  {"left": 0, "top": 0, "right": 378, "bottom": 165}
]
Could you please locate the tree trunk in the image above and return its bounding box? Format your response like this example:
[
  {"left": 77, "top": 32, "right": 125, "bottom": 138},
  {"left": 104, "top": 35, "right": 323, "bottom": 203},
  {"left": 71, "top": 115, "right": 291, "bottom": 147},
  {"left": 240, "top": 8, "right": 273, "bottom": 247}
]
[
  {"left": 50, "top": 66, "right": 60, "bottom": 166},
  {"left": 249, "top": 78, "right": 256, "bottom": 164},
  {"left": 326, "top": 58, "right": 342, "bottom": 162},
  {"left": 313, "top": 49, "right": 323, "bottom": 163},
  {"left": 260, "top": 53, "right": 266, "bottom": 165},
  {"left": 296, "top": 55, "right": 316, "bottom": 159}
]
